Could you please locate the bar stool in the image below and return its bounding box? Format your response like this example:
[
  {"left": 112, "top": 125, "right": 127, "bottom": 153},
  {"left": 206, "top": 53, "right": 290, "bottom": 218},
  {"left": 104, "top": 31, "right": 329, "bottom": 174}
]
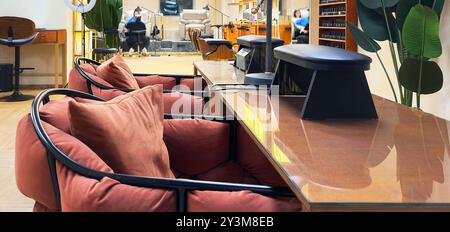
[
  {"left": 130, "top": 30, "right": 147, "bottom": 55},
  {"left": 0, "top": 17, "right": 39, "bottom": 102},
  {"left": 272, "top": 44, "right": 376, "bottom": 120},
  {"left": 92, "top": 48, "right": 118, "bottom": 62}
]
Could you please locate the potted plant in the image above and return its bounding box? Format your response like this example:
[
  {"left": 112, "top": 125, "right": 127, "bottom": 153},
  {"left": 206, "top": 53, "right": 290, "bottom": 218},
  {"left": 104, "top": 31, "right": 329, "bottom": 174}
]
[
  {"left": 85, "top": 0, "right": 123, "bottom": 48},
  {"left": 347, "top": 0, "right": 445, "bottom": 110}
]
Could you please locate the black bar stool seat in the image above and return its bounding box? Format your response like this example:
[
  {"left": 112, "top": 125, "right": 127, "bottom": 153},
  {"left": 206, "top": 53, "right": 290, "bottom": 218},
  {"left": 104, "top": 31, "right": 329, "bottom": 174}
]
[
  {"left": 92, "top": 48, "right": 118, "bottom": 61},
  {"left": 0, "top": 17, "right": 39, "bottom": 102},
  {"left": 274, "top": 44, "right": 371, "bottom": 71},
  {"left": 237, "top": 35, "right": 284, "bottom": 48},
  {"left": 273, "top": 44, "right": 377, "bottom": 120}
]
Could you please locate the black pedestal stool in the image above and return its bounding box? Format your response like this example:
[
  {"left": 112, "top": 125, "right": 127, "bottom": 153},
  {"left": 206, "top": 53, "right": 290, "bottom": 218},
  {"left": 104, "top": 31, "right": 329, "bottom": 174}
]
[
  {"left": 272, "top": 44, "right": 377, "bottom": 120},
  {"left": 0, "top": 17, "right": 39, "bottom": 102}
]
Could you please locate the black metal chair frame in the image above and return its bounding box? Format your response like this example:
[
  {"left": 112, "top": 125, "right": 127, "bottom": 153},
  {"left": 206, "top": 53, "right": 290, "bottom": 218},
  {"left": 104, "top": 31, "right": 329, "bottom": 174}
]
[
  {"left": 30, "top": 88, "right": 294, "bottom": 212},
  {"left": 74, "top": 57, "right": 207, "bottom": 98}
]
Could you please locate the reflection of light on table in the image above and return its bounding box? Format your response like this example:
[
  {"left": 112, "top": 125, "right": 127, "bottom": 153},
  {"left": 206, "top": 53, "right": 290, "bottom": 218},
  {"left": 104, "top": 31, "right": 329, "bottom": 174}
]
[{"left": 240, "top": 97, "right": 291, "bottom": 164}]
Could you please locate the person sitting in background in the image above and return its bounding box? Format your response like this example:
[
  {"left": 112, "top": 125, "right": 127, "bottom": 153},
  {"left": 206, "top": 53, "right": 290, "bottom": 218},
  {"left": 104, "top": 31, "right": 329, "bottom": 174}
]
[
  {"left": 124, "top": 7, "right": 149, "bottom": 52},
  {"left": 293, "top": 9, "right": 310, "bottom": 44},
  {"left": 125, "top": 7, "right": 142, "bottom": 30}
]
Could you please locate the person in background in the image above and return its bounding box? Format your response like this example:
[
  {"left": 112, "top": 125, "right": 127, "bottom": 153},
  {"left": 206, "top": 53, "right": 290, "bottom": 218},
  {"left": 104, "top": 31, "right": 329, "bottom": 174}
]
[
  {"left": 125, "top": 7, "right": 142, "bottom": 30},
  {"left": 293, "top": 9, "right": 310, "bottom": 44},
  {"left": 293, "top": 9, "right": 302, "bottom": 23},
  {"left": 125, "top": 7, "right": 149, "bottom": 51}
]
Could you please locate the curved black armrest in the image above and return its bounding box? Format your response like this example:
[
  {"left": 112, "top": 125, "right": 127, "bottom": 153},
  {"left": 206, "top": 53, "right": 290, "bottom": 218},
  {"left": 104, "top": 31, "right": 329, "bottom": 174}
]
[
  {"left": 31, "top": 88, "right": 294, "bottom": 212},
  {"left": 0, "top": 32, "right": 39, "bottom": 47}
]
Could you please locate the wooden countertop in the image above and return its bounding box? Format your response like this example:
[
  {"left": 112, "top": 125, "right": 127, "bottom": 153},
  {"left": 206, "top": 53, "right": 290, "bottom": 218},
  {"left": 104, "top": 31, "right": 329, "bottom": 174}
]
[
  {"left": 194, "top": 61, "right": 245, "bottom": 86},
  {"left": 220, "top": 90, "right": 450, "bottom": 211}
]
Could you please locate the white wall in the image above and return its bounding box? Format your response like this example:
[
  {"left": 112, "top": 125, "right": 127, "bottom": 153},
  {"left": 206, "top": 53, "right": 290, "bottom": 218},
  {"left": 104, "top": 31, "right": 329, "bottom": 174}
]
[
  {"left": 361, "top": 2, "right": 450, "bottom": 120},
  {"left": 0, "top": 0, "right": 72, "bottom": 85}
]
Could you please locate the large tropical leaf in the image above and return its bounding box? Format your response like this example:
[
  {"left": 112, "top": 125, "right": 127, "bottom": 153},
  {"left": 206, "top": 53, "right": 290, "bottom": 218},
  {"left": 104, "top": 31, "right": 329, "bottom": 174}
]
[
  {"left": 357, "top": 1, "right": 398, "bottom": 42},
  {"left": 85, "top": 0, "right": 123, "bottom": 31},
  {"left": 397, "top": 0, "right": 444, "bottom": 30},
  {"left": 396, "top": 0, "right": 419, "bottom": 31},
  {"left": 359, "top": 0, "right": 398, "bottom": 9},
  {"left": 422, "top": 0, "right": 445, "bottom": 18},
  {"left": 402, "top": 4, "right": 442, "bottom": 58},
  {"left": 399, "top": 58, "right": 443, "bottom": 94},
  {"left": 347, "top": 22, "right": 381, "bottom": 52}
]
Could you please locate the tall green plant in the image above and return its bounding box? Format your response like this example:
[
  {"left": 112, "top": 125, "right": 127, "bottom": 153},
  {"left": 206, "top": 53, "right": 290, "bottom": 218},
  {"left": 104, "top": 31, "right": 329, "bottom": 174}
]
[
  {"left": 85, "top": 0, "right": 123, "bottom": 48},
  {"left": 347, "top": 0, "right": 444, "bottom": 110}
]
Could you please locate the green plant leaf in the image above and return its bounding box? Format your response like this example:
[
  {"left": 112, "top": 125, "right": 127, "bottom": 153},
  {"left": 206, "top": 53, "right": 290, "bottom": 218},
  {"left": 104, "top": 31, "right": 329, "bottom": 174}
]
[
  {"left": 347, "top": 22, "right": 381, "bottom": 52},
  {"left": 402, "top": 4, "right": 442, "bottom": 58},
  {"left": 85, "top": 0, "right": 123, "bottom": 31},
  {"left": 399, "top": 58, "right": 443, "bottom": 94},
  {"left": 359, "top": 0, "right": 398, "bottom": 9},
  {"left": 397, "top": 0, "right": 444, "bottom": 31},
  {"left": 357, "top": 1, "right": 390, "bottom": 41},
  {"left": 396, "top": 0, "right": 419, "bottom": 31},
  {"left": 422, "top": 0, "right": 445, "bottom": 18}
]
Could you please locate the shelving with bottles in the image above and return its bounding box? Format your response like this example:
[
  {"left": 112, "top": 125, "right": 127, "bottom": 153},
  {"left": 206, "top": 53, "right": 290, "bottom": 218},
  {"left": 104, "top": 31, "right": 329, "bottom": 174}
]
[{"left": 311, "top": 0, "right": 357, "bottom": 51}]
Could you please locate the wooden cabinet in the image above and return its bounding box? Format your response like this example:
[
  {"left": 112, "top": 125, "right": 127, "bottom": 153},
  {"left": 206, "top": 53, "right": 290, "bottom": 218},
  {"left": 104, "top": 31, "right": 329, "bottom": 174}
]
[
  {"left": 33, "top": 30, "right": 66, "bottom": 44},
  {"left": 29, "top": 29, "right": 67, "bottom": 88}
]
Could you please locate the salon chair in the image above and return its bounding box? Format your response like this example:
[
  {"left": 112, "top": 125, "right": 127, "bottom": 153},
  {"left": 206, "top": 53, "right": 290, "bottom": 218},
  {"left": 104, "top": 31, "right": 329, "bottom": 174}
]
[
  {"left": 202, "top": 39, "right": 235, "bottom": 61},
  {"left": 0, "top": 17, "right": 39, "bottom": 102}
]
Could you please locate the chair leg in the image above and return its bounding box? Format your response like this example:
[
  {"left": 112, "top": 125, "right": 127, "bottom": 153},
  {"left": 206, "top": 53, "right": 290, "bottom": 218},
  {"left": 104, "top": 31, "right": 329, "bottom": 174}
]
[{"left": 0, "top": 46, "right": 34, "bottom": 102}]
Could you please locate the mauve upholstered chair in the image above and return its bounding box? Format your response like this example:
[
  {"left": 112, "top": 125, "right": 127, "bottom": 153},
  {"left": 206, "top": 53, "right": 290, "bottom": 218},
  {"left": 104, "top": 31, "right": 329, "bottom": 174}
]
[
  {"left": 15, "top": 89, "right": 301, "bottom": 212},
  {"left": 69, "top": 57, "right": 208, "bottom": 115}
]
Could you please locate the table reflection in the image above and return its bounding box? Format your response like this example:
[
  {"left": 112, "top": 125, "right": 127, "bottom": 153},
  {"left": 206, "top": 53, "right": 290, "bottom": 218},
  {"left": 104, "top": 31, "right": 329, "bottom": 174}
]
[{"left": 223, "top": 91, "right": 450, "bottom": 205}]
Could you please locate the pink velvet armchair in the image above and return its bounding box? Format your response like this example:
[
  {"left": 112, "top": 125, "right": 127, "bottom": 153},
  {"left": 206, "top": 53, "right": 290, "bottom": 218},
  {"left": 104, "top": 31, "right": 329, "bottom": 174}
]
[
  {"left": 15, "top": 89, "right": 301, "bottom": 212},
  {"left": 69, "top": 57, "right": 208, "bottom": 115}
]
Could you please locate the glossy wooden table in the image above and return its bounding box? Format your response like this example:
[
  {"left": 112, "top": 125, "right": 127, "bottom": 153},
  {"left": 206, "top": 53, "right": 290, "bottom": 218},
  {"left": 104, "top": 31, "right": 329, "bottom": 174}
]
[
  {"left": 196, "top": 61, "right": 450, "bottom": 211},
  {"left": 194, "top": 61, "right": 245, "bottom": 86},
  {"left": 220, "top": 89, "right": 450, "bottom": 212}
]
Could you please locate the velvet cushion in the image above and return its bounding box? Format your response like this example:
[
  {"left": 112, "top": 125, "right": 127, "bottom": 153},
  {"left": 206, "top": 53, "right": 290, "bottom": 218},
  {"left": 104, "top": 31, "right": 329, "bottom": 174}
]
[
  {"left": 163, "top": 119, "right": 229, "bottom": 176},
  {"left": 40, "top": 98, "right": 76, "bottom": 134},
  {"left": 40, "top": 97, "right": 100, "bottom": 134},
  {"left": 135, "top": 75, "right": 177, "bottom": 91},
  {"left": 68, "top": 64, "right": 122, "bottom": 97},
  {"left": 96, "top": 55, "right": 140, "bottom": 90},
  {"left": 68, "top": 85, "right": 174, "bottom": 178},
  {"left": 58, "top": 174, "right": 176, "bottom": 212},
  {"left": 236, "top": 125, "right": 288, "bottom": 187},
  {"left": 163, "top": 93, "right": 204, "bottom": 115},
  {"left": 180, "top": 78, "right": 205, "bottom": 91},
  {"left": 16, "top": 115, "right": 176, "bottom": 212},
  {"left": 188, "top": 191, "right": 301, "bottom": 212},
  {"left": 16, "top": 116, "right": 58, "bottom": 211},
  {"left": 195, "top": 161, "right": 259, "bottom": 185},
  {"left": 68, "top": 64, "right": 98, "bottom": 94}
]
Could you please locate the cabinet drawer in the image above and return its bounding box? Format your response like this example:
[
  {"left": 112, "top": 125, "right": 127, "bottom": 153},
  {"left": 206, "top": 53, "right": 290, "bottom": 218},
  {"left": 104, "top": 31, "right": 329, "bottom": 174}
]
[{"left": 34, "top": 31, "right": 58, "bottom": 43}]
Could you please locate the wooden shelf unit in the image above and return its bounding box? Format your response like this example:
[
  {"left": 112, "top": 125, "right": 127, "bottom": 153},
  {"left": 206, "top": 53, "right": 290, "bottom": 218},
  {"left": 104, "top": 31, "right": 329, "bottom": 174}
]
[{"left": 311, "top": 0, "right": 357, "bottom": 51}]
